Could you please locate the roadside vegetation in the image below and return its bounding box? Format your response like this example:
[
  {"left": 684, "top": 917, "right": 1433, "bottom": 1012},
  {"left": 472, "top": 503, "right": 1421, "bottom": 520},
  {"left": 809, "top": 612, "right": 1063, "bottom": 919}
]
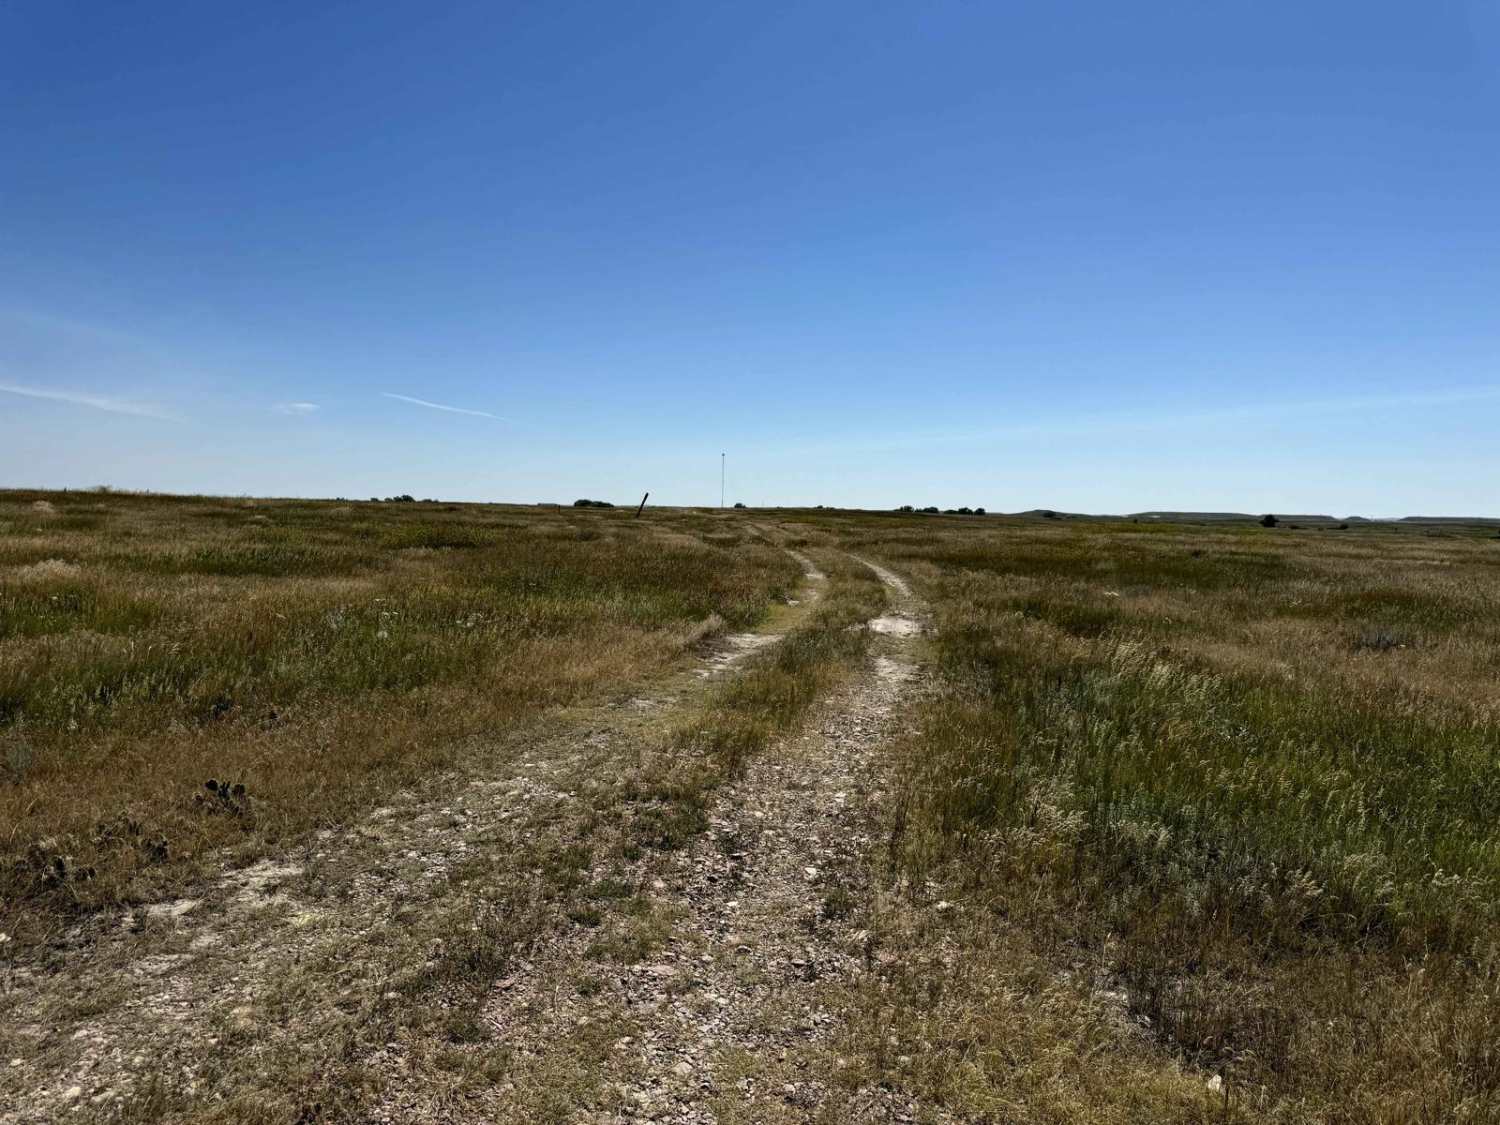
[
  {"left": 0, "top": 491, "right": 797, "bottom": 948},
  {"left": 810, "top": 513, "right": 1500, "bottom": 1121}
]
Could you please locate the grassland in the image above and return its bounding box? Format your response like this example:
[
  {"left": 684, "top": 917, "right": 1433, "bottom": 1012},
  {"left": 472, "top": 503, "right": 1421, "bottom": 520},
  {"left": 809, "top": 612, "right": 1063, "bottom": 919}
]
[
  {"left": 5, "top": 492, "right": 1500, "bottom": 1122},
  {"left": 804, "top": 512, "right": 1500, "bottom": 1121},
  {"left": 0, "top": 490, "right": 798, "bottom": 947}
]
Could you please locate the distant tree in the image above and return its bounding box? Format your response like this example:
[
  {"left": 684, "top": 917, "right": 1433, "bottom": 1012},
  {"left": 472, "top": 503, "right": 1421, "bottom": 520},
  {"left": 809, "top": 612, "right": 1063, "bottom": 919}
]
[
  {"left": 573, "top": 498, "right": 614, "bottom": 508},
  {"left": 733, "top": 501, "right": 746, "bottom": 509},
  {"left": 955, "top": 506, "right": 974, "bottom": 515},
  {"left": 975, "top": 507, "right": 986, "bottom": 515},
  {"left": 1260, "top": 513, "right": 1278, "bottom": 528},
  {"left": 897, "top": 505, "right": 914, "bottom": 513},
  {"left": 920, "top": 506, "right": 939, "bottom": 514}
]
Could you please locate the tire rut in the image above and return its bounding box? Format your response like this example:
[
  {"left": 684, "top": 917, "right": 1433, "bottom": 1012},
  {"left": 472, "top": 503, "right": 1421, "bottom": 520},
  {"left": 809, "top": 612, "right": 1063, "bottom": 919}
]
[
  {"left": 0, "top": 557, "right": 826, "bottom": 1125},
  {"left": 431, "top": 555, "right": 938, "bottom": 1124}
]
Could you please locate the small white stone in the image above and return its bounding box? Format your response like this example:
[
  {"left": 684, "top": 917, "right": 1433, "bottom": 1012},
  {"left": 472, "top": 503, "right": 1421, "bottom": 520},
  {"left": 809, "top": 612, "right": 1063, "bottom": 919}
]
[
  {"left": 1207, "top": 1075, "right": 1224, "bottom": 1094},
  {"left": 62, "top": 1086, "right": 83, "bottom": 1102}
]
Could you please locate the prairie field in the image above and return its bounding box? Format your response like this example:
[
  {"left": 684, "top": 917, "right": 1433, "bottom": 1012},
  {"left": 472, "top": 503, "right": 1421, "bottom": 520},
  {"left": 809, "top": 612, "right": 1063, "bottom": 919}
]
[
  {"left": 3, "top": 490, "right": 1500, "bottom": 1123},
  {"left": 817, "top": 513, "right": 1500, "bottom": 1122},
  {"left": 0, "top": 491, "right": 800, "bottom": 942}
]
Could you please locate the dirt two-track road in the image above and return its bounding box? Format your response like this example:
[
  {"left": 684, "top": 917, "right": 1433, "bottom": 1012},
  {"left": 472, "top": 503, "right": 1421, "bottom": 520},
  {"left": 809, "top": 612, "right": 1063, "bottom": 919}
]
[{"left": 3, "top": 549, "right": 935, "bottom": 1124}]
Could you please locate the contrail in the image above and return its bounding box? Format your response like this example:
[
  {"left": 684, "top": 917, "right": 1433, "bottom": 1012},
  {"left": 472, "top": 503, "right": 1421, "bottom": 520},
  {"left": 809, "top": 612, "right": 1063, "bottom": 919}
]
[
  {"left": 0, "top": 380, "right": 181, "bottom": 421},
  {"left": 381, "top": 392, "right": 504, "bottom": 420}
]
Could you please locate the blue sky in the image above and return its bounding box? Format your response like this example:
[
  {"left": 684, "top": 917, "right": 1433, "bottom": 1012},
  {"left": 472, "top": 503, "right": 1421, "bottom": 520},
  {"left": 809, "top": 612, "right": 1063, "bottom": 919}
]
[{"left": 2, "top": 1, "right": 1497, "bottom": 514}]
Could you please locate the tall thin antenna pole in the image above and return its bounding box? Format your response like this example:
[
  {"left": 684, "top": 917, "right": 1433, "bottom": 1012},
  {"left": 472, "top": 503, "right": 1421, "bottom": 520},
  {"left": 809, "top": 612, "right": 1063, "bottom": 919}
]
[{"left": 720, "top": 452, "right": 725, "bottom": 509}]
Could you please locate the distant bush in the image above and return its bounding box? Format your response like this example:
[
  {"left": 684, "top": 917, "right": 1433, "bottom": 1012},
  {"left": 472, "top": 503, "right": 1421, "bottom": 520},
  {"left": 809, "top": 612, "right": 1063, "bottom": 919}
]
[
  {"left": 897, "top": 505, "right": 915, "bottom": 513},
  {"left": 1351, "top": 627, "right": 1410, "bottom": 653},
  {"left": 1261, "top": 513, "right": 1279, "bottom": 528},
  {"left": 920, "top": 506, "right": 939, "bottom": 514},
  {"left": 573, "top": 498, "right": 614, "bottom": 509},
  {"left": 733, "top": 501, "right": 746, "bottom": 509}
]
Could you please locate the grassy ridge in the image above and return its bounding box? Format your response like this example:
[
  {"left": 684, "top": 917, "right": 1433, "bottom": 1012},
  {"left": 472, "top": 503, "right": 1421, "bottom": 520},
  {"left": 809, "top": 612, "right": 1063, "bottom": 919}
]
[{"left": 0, "top": 492, "right": 798, "bottom": 945}]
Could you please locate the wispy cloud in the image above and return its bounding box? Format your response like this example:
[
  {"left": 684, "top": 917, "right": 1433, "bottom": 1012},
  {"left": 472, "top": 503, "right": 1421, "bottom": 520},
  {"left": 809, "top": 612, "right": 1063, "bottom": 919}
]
[
  {"left": 381, "top": 392, "right": 504, "bottom": 420},
  {"left": 274, "top": 401, "right": 320, "bottom": 415},
  {"left": 0, "top": 380, "right": 181, "bottom": 421}
]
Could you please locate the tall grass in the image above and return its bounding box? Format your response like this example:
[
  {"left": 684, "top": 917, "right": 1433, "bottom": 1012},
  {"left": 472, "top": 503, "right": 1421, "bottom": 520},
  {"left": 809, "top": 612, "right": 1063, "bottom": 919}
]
[
  {"left": 847, "top": 517, "right": 1500, "bottom": 1120},
  {"left": 0, "top": 492, "right": 798, "bottom": 945}
]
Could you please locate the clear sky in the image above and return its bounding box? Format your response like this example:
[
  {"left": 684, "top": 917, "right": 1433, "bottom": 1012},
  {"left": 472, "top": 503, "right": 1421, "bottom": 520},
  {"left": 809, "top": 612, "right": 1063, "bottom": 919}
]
[{"left": 2, "top": 1, "right": 1497, "bottom": 514}]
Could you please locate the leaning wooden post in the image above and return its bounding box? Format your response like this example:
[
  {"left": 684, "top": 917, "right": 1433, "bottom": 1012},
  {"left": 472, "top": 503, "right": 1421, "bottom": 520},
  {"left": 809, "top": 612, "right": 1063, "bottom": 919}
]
[{"left": 635, "top": 492, "right": 649, "bottom": 518}]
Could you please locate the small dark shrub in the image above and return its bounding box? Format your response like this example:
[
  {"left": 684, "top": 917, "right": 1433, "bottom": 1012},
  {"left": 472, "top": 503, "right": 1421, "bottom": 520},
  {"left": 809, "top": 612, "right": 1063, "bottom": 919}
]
[
  {"left": 196, "top": 778, "right": 250, "bottom": 816},
  {"left": 1351, "top": 628, "right": 1410, "bottom": 653}
]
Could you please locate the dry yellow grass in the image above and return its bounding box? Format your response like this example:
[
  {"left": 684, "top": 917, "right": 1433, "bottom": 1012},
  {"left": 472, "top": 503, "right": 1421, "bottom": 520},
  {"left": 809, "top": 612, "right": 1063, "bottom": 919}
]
[
  {"left": 0, "top": 491, "right": 798, "bottom": 948},
  {"left": 817, "top": 512, "right": 1500, "bottom": 1122},
  {"left": 8, "top": 497, "right": 1500, "bottom": 1121}
]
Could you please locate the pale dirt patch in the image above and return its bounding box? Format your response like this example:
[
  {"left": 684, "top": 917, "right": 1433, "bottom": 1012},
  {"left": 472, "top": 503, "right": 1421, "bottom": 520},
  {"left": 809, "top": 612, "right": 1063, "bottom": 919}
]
[
  {"left": 695, "top": 632, "right": 780, "bottom": 678},
  {"left": 868, "top": 615, "right": 920, "bottom": 637}
]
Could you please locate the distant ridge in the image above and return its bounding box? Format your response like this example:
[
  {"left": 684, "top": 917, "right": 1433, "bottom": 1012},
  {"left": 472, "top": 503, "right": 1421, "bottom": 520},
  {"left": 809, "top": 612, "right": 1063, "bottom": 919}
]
[
  {"left": 1131, "top": 511, "right": 1336, "bottom": 523},
  {"left": 996, "top": 510, "right": 1500, "bottom": 526},
  {"left": 1397, "top": 515, "right": 1500, "bottom": 525}
]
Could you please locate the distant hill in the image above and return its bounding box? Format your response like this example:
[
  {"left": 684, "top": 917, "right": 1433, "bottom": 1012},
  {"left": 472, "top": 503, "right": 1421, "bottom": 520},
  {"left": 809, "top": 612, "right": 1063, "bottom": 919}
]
[
  {"left": 918, "top": 507, "right": 1500, "bottom": 527},
  {"left": 1397, "top": 515, "right": 1500, "bottom": 526},
  {"left": 1130, "top": 511, "right": 1338, "bottom": 523}
]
